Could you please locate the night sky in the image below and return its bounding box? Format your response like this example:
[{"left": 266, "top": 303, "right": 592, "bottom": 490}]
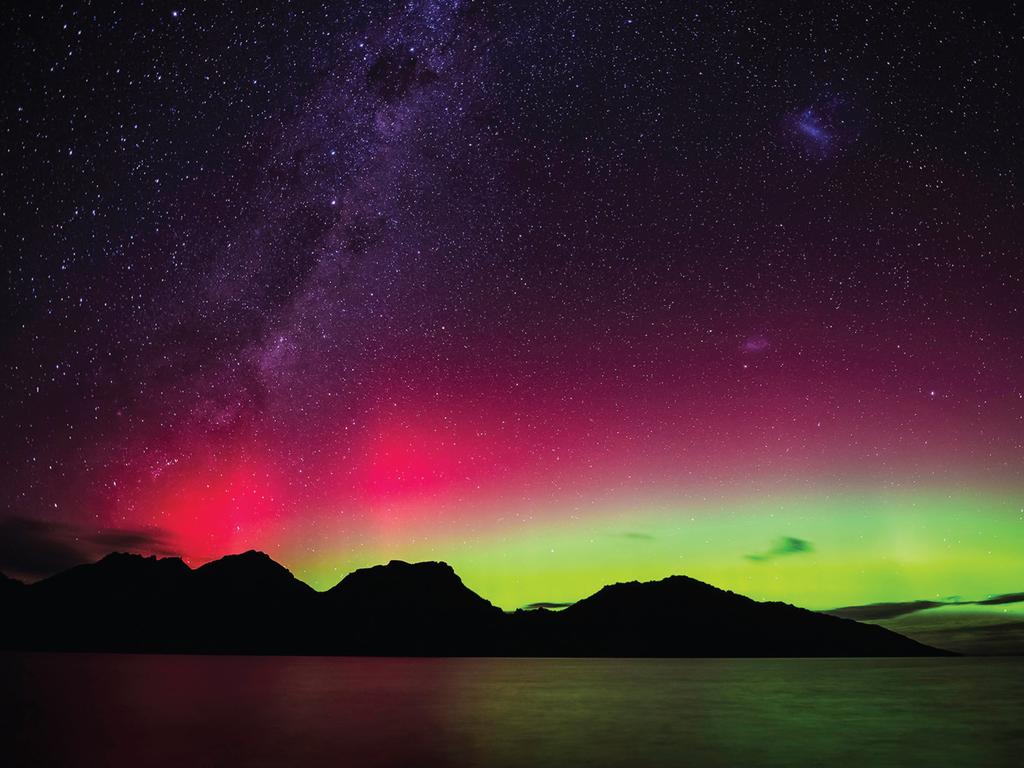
[{"left": 2, "top": 1, "right": 1022, "bottom": 611}]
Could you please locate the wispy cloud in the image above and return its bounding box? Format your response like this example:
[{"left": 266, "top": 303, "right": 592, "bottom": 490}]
[
  {"left": 0, "top": 517, "right": 84, "bottom": 580},
  {"left": 825, "top": 600, "right": 949, "bottom": 621},
  {"left": 0, "top": 516, "right": 178, "bottom": 581},
  {"left": 826, "top": 592, "right": 1024, "bottom": 622},
  {"left": 977, "top": 592, "right": 1024, "bottom": 606},
  {"left": 746, "top": 536, "right": 812, "bottom": 563},
  {"left": 617, "top": 531, "right": 655, "bottom": 541},
  {"left": 91, "top": 527, "right": 177, "bottom": 554}
]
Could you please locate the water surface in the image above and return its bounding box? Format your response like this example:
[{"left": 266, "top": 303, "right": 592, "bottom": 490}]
[{"left": 3, "top": 654, "right": 1021, "bottom": 767}]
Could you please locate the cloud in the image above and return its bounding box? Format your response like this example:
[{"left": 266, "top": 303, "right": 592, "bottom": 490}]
[
  {"left": 521, "top": 601, "right": 574, "bottom": 611},
  {"left": 976, "top": 592, "right": 1024, "bottom": 606},
  {"left": 0, "top": 516, "right": 178, "bottom": 581},
  {"left": 825, "top": 591, "right": 1024, "bottom": 621},
  {"left": 746, "top": 536, "right": 813, "bottom": 563},
  {"left": 0, "top": 517, "right": 86, "bottom": 580},
  {"left": 90, "top": 527, "right": 177, "bottom": 555},
  {"left": 824, "top": 600, "right": 949, "bottom": 621}
]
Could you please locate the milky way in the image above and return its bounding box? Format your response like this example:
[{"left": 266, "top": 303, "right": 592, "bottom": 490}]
[{"left": 2, "top": 1, "right": 1022, "bottom": 608}]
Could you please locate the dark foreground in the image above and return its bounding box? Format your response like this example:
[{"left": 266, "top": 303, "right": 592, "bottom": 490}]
[
  {"left": 2, "top": 553, "right": 947, "bottom": 656},
  {"left": 2, "top": 654, "right": 1021, "bottom": 768}
]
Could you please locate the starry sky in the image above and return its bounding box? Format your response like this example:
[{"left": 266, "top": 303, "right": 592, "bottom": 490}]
[{"left": 2, "top": 0, "right": 1022, "bottom": 611}]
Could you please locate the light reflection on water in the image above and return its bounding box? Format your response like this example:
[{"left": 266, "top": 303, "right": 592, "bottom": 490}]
[{"left": 3, "top": 654, "right": 1022, "bottom": 767}]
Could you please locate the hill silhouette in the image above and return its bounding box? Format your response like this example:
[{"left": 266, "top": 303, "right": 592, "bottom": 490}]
[
  {"left": 0, "top": 571, "right": 25, "bottom": 596},
  {"left": 322, "top": 560, "right": 503, "bottom": 655},
  {"left": 537, "top": 575, "right": 941, "bottom": 657},
  {"left": 0, "top": 552, "right": 951, "bottom": 656}
]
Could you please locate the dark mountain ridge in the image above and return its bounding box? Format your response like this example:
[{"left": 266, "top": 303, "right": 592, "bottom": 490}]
[
  {"left": 321, "top": 560, "right": 502, "bottom": 654},
  {"left": 0, "top": 552, "right": 952, "bottom": 656}
]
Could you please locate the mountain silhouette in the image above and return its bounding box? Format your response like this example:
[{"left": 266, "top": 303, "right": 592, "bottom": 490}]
[
  {"left": 0, "top": 571, "right": 25, "bottom": 595},
  {"left": 322, "top": 561, "right": 503, "bottom": 654},
  {"left": 503, "top": 575, "right": 941, "bottom": 657},
  {"left": 193, "top": 549, "right": 315, "bottom": 599},
  {"left": 1, "top": 552, "right": 952, "bottom": 656}
]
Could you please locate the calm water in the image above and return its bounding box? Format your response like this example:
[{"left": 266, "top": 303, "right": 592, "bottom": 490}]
[{"left": 2, "top": 654, "right": 1022, "bottom": 767}]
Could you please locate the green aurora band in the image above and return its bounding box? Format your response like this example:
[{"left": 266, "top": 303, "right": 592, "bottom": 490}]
[{"left": 289, "top": 487, "right": 1024, "bottom": 611}]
